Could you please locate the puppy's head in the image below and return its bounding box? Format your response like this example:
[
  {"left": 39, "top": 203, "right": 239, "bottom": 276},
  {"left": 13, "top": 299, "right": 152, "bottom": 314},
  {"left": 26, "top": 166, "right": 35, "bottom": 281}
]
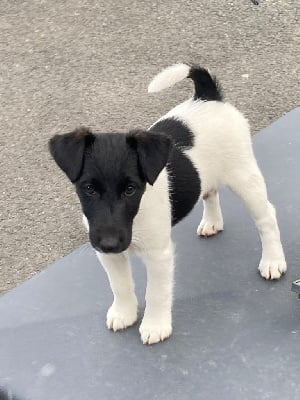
[{"left": 49, "top": 128, "right": 171, "bottom": 253}]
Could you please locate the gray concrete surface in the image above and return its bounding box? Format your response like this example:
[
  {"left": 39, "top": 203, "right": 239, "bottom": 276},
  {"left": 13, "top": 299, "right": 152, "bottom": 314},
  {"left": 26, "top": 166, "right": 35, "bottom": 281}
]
[{"left": 0, "top": 0, "right": 299, "bottom": 295}]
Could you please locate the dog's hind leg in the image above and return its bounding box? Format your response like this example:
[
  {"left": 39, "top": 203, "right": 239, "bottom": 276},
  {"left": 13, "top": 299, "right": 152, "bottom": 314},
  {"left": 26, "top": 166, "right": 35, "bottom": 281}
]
[
  {"left": 96, "top": 252, "right": 138, "bottom": 331},
  {"left": 227, "top": 165, "right": 286, "bottom": 280},
  {"left": 197, "top": 189, "right": 224, "bottom": 237}
]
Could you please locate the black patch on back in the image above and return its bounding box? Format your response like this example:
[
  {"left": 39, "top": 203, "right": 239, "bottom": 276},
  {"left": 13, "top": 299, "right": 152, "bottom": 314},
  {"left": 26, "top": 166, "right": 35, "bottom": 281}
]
[
  {"left": 167, "top": 147, "right": 201, "bottom": 226},
  {"left": 188, "top": 66, "right": 223, "bottom": 101},
  {"left": 150, "top": 117, "right": 194, "bottom": 149}
]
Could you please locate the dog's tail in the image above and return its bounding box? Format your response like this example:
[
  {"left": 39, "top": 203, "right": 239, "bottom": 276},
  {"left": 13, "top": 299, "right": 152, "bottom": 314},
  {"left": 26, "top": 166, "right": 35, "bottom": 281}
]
[{"left": 148, "top": 63, "right": 223, "bottom": 101}]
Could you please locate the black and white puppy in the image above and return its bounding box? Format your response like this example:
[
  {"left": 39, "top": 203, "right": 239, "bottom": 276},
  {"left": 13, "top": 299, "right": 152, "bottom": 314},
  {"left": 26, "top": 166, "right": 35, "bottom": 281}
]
[{"left": 49, "top": 64, "right": 286, "bottom": 345}]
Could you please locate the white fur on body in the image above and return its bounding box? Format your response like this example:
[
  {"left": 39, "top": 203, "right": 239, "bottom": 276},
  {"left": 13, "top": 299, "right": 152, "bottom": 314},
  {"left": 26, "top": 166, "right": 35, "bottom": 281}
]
[{"left": 87, "top": 65, "right": 286, "bottom": 345}]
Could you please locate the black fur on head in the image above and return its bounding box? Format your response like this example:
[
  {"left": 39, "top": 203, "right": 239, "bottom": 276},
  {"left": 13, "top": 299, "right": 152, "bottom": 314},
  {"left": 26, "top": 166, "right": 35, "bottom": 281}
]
[{"left": 49, "top": 128, "right": 172, "bottom": 253}]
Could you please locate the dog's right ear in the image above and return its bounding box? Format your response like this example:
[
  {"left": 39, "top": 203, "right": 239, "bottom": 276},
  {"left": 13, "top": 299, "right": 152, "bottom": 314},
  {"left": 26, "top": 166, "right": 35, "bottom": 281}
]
[{"left": 48, "top": 127, "right": 94, "bottom": 183}]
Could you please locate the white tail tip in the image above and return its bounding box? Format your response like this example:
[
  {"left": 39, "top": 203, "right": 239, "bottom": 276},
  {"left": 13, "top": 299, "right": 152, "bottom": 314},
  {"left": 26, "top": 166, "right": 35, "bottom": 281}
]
[{"left": 148, "top": 63, "right": 191, "bottom": 93}]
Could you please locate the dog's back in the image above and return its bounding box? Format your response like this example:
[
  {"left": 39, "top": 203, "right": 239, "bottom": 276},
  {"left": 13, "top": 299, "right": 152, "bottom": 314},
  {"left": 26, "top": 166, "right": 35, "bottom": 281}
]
[{"left": 148, "top": 63, "right": 254, "bottom": 195}]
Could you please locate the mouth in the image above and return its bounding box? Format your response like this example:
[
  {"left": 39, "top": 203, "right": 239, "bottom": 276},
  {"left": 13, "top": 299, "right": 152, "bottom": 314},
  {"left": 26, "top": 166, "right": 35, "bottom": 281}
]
[
  {"left": 92, "top": 243, "right": 129, "bottom": 254},
  {"left": 90, "top": 231, "right": 132, "bottom": 254}
]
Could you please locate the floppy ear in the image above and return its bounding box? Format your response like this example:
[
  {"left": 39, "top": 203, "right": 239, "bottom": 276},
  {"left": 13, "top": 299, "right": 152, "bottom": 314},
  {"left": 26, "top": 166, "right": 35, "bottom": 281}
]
[
  {"left": 126, "top": 130, "right": 172, "bottom": 185},
  {"left": 49, "top": 127, "right": 94, "bottom": 183}
]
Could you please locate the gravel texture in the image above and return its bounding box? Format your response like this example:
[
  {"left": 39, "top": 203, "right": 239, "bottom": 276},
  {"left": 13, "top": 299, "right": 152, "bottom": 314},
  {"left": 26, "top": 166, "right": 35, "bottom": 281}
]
[{"left": 0, "top": 0, "right": 299, "bottom": 294}]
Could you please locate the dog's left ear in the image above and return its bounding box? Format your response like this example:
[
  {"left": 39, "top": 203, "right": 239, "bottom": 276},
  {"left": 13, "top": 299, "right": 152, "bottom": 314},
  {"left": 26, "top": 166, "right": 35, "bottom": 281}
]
[
  {"left": 126, "top": 130, "right": 172, "bottom": 185},
  {"left": 49, "top": 127, "right": 94, "bottom": 183}
]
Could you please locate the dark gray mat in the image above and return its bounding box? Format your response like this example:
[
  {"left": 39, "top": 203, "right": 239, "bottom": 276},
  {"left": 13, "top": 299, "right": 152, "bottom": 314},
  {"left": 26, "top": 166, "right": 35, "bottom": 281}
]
[{"left": 1, "top": 108, "right": 300, "bottom": 400}]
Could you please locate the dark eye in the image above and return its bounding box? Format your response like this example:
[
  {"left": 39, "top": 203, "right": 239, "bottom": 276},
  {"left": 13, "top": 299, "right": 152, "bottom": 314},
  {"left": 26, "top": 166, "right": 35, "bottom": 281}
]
[
  {"left": 124, "top": 184, "right": 136, "bottom": 197},
  {"left": 85, "top": 184, "right": 96, "bottom": 196}
]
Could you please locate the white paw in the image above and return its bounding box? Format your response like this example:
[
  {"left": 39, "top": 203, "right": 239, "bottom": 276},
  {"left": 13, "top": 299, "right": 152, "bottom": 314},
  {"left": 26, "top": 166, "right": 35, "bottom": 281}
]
[
  {"left": 259, "top": 258, "right": 287, "bottom": 280},
  {"left": 197, "top": 219, "right": 223, "bottom": 237},
  {"left": 106, "top": 300, "right": 138, "bottom": 332},
  {"left": 139, "top": 317, "right": 172, "bottom": 345}
]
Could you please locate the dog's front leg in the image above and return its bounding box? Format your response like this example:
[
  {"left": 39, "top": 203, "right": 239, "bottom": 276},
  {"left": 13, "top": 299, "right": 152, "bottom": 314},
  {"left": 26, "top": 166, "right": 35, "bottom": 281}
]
[
  {"left": 96, "top": 252, "right": 138, "bottom": 332},
  {"left": 139, "top": 240, "right": 175, "bottom": 345}
]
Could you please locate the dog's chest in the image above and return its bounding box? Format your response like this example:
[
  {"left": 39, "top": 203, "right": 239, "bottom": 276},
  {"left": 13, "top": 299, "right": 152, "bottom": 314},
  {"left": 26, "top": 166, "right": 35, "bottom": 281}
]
[{"left": 150, "top": 117, "right": 201, "bottom": 225}]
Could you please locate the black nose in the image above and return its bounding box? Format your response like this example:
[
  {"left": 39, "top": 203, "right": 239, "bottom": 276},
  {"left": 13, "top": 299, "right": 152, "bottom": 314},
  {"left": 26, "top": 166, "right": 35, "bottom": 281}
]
[{"left": 99, "top": 237, "right": 120, "bottom": 253}]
